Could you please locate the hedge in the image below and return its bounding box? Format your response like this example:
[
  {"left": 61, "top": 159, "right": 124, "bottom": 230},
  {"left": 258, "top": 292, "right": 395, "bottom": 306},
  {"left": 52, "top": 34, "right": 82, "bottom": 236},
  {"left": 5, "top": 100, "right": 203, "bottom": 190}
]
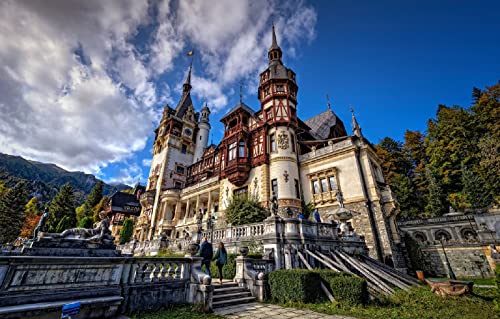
[
  {"left": 495, "top": 266, "right": 500, "bottom": 313},
  {"left": 269, "top": 269, "right": 324, "bottom": 303},
  {"left": 313, "top": 269, "right": 368, "bottom": 305}
]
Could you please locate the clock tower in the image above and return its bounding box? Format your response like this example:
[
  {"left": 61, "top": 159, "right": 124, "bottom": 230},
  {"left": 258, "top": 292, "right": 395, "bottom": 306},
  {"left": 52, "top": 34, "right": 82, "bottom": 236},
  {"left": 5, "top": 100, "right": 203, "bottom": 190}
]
[{"left": 141, "top": 63, "right": 211, "bottom": 239}]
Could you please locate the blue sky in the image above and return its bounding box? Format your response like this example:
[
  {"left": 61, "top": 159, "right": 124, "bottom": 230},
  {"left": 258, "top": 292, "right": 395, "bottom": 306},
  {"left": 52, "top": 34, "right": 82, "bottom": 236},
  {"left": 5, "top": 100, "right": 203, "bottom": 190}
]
[{"left": 1, "top": 1, "right": 499, "bottom": 186}]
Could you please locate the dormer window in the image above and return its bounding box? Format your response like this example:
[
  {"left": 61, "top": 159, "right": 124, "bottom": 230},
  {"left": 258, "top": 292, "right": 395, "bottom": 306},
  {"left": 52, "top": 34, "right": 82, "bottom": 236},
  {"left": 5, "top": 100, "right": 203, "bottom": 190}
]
[{"left": 276, "top": 85, "right": 284, "bottom": 93}]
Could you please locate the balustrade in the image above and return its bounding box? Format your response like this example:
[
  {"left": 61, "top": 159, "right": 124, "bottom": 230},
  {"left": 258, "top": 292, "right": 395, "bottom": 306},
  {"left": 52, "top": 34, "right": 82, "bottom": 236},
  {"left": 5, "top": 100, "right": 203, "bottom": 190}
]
[{"left": 130, "top": 258, "right": 187, "bottom": 283}]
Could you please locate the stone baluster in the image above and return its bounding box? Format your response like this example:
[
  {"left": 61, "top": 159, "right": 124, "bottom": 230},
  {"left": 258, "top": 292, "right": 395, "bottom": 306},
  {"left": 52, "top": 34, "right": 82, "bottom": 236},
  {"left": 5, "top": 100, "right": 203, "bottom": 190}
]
[
  {"left": 167, "top": 262, "right": 175, "bottom": 279},
  {"left": 159, "top": 262, "right": 168, "bottom": 281}
]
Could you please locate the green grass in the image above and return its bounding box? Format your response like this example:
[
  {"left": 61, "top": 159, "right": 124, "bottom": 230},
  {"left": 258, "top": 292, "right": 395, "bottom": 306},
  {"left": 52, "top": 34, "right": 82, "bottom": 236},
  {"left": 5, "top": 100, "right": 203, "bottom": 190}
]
[
  {"left": 278, "top": 286, "right": 497, "bottom": 319},
  {"left": 457, "top": 277, "right": 496, "bottom": 286},
  {"left": 130, "top": 304, "right": 223, "bottom": 319}
]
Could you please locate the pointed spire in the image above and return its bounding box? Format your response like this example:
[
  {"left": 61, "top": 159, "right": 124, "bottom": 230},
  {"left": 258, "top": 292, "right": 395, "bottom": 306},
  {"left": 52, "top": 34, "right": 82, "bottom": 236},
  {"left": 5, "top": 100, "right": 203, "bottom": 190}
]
[
  {"left": 268, "top": 22, "right": 282, "bottom": 63},
  {"left": 326, "top": 94, "right": 331, "bottom": 110},
  {"left": 271, "top": 22, "right": 279, "bottom": 50},
  {"left": 350, "top": 106, "right": 363, "bottom": 138},
  {"left": 239, "top": 81, "right": 243, "bottom": 103},
  {"left": 183, "top": 61, "right": 192, "bottom": 93}
]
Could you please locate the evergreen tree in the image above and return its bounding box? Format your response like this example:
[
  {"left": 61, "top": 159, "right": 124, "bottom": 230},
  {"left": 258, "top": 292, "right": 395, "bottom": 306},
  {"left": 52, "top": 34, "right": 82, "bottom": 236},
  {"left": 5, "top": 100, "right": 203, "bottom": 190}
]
[
  {"left": 0, "top": 181, "right": 29, "bottom": 243},
  {"left": 55, "top": 216, "right": 71, "bottom": 233},
  {"left": 461, "top": 164, "right": 492, "bottom": 209},
  {"left": 78, "top": 216, "right": 94, "bottom": 228},
  {"left": 425, "top": 105, "right": 478, "bottom": 196},
  {"left": 119, "top": 218, "right": 134, "bottom": 244},
  {"left": 77, "top": 181, "right": 103, "bottom": 221},
  {"left": 391, "top": 174, "right": 420, "bottom": 218},
  {"left": 424, "top": 168, "right": 447, "bottom": 216},
  {"left": 47, "top": 183, "right": 77, "bottom": 232},
  {"left": 0, "top": 182, "right": 9, "bottom": 197},
  {"left": 225, "top": 195, "right": 267, "bottom": 226}
]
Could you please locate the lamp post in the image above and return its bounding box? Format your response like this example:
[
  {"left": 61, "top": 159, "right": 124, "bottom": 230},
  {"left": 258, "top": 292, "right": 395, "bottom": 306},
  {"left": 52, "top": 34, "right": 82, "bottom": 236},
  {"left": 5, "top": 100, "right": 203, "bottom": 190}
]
[
  {"left": 440, "top": 237, "right": 456, "bottom": 280},
  {"left": 207, "top": 213, "right": 216, "bottom": 244}
]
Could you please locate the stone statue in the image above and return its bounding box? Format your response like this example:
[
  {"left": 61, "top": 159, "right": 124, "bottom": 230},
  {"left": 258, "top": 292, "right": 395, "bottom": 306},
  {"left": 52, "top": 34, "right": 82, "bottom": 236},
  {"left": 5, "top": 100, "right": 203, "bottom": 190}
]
[
  {"left": 271, "top": 194, "right": 278, "bottom": 216},
  {"left": 56, "top": 211, "right": 114, "bottom": 245},
  {"left": 32, "top": 209, "right": 49, "bottom": 240}
]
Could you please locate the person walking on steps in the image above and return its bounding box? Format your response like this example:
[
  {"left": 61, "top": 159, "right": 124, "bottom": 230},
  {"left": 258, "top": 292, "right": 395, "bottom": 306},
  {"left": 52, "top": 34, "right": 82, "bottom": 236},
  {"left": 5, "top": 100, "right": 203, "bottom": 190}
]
[
  {"left": 199, "top": 236, "right": 213, "bottom": 276},
  {"left": 213, "top": 242, "right": 227, "bottom": 285}
]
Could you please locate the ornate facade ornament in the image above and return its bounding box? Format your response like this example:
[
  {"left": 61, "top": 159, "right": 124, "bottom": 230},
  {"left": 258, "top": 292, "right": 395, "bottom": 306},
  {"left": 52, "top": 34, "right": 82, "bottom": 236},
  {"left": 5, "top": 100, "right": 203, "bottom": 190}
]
[
  {"left": 277, "top": 131, "right": 289, "bottom": 150},
  {"left": 283, "top": 170, "right": 289, "bottom": 183}
]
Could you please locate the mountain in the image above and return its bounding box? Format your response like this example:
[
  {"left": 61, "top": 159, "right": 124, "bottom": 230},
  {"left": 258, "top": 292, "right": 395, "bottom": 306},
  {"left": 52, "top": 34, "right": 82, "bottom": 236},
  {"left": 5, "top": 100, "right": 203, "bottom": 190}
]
[{"left": 0, "top": 153, "right": 130, "bottom": 206}]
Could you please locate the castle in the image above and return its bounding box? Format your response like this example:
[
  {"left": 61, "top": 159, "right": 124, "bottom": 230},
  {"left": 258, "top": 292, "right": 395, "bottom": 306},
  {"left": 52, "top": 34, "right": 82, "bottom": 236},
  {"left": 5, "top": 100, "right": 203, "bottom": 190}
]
[{"left": 134, "top": 26, "right": 402, "bottom": 264}]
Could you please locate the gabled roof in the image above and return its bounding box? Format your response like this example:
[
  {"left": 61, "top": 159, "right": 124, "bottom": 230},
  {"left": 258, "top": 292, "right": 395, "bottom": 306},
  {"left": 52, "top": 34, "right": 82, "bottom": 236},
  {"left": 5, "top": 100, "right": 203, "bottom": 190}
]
[
  {"left": 220, "top": 102, "right": 256, "bottom": 122},
  {"left": 304, "top": 109, "right": 347, "bottom": 140},
  {"left": 109, "top": 191, "right": 141, "bottom": 214}
]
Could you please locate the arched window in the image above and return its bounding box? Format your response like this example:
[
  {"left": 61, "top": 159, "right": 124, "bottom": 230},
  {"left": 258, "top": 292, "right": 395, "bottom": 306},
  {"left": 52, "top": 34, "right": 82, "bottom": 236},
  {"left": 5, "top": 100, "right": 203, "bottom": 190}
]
[
  {"left": 413, "top": 232, "right": 427, "bottom": 243},
  {"left": 460, "top": 228, "right": 477, "bottom": 242},
  {"left": 435, "top": 230, "right": 452, "bottom": 242},
  {"left": 238, "top": 140, "right": 245, "bottom": 157}
]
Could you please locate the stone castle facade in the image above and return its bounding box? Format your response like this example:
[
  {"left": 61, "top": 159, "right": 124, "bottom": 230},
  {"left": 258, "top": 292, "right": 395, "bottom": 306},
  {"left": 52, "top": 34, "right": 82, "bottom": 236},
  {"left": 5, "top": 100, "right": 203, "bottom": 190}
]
[{"left": 134, "top": 26, "right": 402, "bottom": 264}]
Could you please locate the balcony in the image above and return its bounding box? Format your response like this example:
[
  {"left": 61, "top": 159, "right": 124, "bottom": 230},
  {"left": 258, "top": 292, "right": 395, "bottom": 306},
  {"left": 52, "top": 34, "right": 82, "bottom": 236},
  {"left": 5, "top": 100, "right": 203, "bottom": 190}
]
[
  {"left": 225, "top": 123, "right": 249, "bottom": 138},
  {"left": 225, "top": 158, "right": 251, "bottom": 186},
  {"left": 140, "top": 190, "right": 156, "bottom": 207}
]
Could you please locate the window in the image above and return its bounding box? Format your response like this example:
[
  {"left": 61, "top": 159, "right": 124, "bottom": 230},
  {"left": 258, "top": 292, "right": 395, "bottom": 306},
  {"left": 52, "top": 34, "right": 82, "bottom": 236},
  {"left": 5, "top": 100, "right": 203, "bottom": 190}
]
[
  {"left": 266, "top": 109, "right": 273, "bottom": 121},
  {"left": 234, "top": 186, "right": 248, "bottom": 196},
  {"left": 291, "top": 134, "right": 296, "bottom": 153},
  {"left": 264, "top": 86, "right": 270, "bottom": 96},
  {"left": 181, "top": 144, "right": 187, "bottom": 154},
  {"left": 271, "top": 179, "right": 278, "bottom": 197},
  {"left": 228, "top": 142, "right": 237, "bottom": 161},
  {"left": 276, "top": 85, "right": 284, "bottom": 92},
  {"left": 312, "top": 180, "right": 320, "bottom": 194},
  {"left": 238, "top": 140, "right": 245, "bottom": 157},
  {"left": 174, "top": 181, "right": 183, "bottom": 189},
  {"left": 176, "top": 165, "right": 185, "bottom": 175},
  {"left": 329, "top": 176, "right": 337, "bottom": 190},
  {"left": 270, "top": 134, "right": 276, "bottom": 152},
  {"left": 320, "top": 178, "right": 328, "bottom": 193},
  {"left": 294, "top": 179, "right": 300, "bottom": 199}
]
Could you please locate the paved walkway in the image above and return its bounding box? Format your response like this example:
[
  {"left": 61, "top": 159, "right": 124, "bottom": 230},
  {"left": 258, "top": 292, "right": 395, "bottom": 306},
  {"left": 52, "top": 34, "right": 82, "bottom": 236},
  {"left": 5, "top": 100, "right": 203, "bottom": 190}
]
[{"left": 214, "top": 302, "right": 357, "bottom": 319}]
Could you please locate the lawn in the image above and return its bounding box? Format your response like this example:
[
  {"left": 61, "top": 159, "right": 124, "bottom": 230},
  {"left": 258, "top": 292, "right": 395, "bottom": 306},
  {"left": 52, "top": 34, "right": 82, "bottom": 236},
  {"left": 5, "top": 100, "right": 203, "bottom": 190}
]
[
  {"left": 280, "top": 286, "right": 498, "bottom": 319},
  {"left": 130, "top": 305, "right": 223, "bottom": 319}
]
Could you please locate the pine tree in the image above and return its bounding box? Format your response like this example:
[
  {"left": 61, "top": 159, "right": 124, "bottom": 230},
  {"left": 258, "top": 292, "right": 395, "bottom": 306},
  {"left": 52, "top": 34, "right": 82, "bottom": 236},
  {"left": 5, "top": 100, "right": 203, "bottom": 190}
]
[
  {"left": 47, "top": 183, "right": 77, "bottom": 232},
  {"left": 78, "top": 216, "right": 94, "bottom": 228},
  {"left": 119, "top": 218, "right": 134, "bottom": 244},
  {"left": 0, "top": 181, "right": 29, "bottom": 243},
  {"left": 461, "top": 164, "right": 492, "bottom": 209},
  {"left": 55, "top": 216, "right": 71, "bottom": 233},
  {"left": 424, "top": 169, "right": 447, "bottom": 216},
  {"left": 77, "top": 181, "right": 103, "bottom": 221}
]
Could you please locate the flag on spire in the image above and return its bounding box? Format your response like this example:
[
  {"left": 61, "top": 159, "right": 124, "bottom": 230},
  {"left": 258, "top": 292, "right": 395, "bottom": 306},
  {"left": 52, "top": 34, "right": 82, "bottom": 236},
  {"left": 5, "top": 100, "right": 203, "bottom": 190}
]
[{"left": 187, "top": 50, "right": 194, "bottom": 56}]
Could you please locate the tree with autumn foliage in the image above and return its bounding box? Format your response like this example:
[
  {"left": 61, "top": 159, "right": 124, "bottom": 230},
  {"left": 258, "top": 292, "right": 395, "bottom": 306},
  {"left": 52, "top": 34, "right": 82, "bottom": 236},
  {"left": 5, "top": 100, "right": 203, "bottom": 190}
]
[{"left": 19, "top": 197, "right": 41, "bottom": 238}]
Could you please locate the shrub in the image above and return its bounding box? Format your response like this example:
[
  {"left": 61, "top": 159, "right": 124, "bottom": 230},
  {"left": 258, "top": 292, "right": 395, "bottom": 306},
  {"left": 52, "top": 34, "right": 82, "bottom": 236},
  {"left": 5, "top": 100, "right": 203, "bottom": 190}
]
[
  {"left": 269, "top": 269, "right": 323, "bottom": 303},
  {"left": 225, "top": 195, "right": 267, "bottom": 226},
  {"left": 119, "top": 218, "right": 134, "bottom": 244},
  {"left": 78, "top": 216, "right": 94, "bottom": 229},
  {"left": 495, "top": 266, "right": 500, "bottom": 313},
  {"left": 313, "top": 269, "right": 368, "bottom": 305}
]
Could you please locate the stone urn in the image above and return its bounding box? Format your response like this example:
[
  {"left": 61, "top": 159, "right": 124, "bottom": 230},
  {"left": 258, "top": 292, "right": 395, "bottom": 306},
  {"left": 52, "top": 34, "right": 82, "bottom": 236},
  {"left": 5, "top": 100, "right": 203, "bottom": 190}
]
[
  {"left": 187, "top": 243, "right": 200, "bottom": 257},
  {"left": 239, "top": 246, "right": 249, "bottom": 257}
]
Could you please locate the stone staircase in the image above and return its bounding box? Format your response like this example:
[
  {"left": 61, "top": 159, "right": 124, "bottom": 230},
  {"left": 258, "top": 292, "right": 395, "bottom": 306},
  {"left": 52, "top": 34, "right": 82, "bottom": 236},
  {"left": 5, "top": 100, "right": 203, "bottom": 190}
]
[{"left": 212, "top": 282, "right": 255, "bottom": 309}]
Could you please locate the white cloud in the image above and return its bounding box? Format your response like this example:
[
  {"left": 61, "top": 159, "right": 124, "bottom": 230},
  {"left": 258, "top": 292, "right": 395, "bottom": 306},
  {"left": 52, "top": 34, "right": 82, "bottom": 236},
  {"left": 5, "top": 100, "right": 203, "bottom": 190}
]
[
  {"left": 0, "top": 0, "right": 317, "bottom": 184},
  {"left": 142, "top": 159, "right": 152, "bottom": 167}
]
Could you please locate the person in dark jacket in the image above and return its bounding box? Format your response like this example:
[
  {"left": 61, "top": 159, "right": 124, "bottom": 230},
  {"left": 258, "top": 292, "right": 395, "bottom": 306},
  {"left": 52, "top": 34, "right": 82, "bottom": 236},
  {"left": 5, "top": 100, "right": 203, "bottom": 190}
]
[
  {"left": 213, "top": 242, "right": 227, "bottom": 284},
  {"left": 199, "top": 237, "right": 213, "bottom": 276}
]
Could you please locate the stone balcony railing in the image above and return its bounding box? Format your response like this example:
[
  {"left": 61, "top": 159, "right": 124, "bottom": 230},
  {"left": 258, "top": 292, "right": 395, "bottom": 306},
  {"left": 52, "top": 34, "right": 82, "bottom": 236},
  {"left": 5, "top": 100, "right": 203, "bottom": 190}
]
[
  {"left": 298, "top": 138, "right": 354, "bottom": 162},
  {"left": 0, "top": 253, "right": 213, "bottom": 318},
  {"left": 312, "top": 190, "right": 338, "bottom": 205}
]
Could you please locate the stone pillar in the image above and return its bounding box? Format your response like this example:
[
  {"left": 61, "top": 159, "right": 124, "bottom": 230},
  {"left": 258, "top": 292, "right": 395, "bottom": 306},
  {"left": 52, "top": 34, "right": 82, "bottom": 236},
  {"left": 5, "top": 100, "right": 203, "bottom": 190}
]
[
  {"left": 184, "top": 199, "right": 191, "bottom": 224},
  {"left": 195, "top": 195, "right": 200, "bottom": 218},
  {"left": 207, "top": 191, "right": 212, "bottom": 216},
  {"left": 173, "top": 202, "right": 181, "bottom": 224}
]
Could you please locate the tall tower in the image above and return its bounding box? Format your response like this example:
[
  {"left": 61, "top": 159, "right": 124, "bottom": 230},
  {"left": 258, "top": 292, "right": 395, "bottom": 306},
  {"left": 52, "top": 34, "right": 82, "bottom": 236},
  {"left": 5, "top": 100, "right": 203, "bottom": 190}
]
[
  {"left": 139, "top": 64, "right": 201, "bottom": 240},
  {"left": 193, "top": 103, "right": 211, "bottom": 163},
  {"left": 258, "top": 25, "right": 301, "bottom": 216}
]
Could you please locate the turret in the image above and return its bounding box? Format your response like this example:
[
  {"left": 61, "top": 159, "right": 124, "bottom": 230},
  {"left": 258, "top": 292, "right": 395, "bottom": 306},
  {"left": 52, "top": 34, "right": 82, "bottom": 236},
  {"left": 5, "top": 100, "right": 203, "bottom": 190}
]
[{"left": 193, "top": 103, "right": 211, "bottom": 163}]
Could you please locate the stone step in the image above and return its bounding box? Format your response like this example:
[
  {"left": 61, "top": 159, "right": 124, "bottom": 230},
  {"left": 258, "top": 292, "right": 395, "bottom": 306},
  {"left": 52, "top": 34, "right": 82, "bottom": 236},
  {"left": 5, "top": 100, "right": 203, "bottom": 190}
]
[
  {"left": 213, "top": 282, "right": 239, "bottom": 290},
  {"left": 213, "top": 291, "right": 252, "bottom": 302},
  {"left": 213, "top": 286, "right": 247, "bottom": 295},
  {"left": 212, "top": 296, "right": 256, "bottom": 309}
]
